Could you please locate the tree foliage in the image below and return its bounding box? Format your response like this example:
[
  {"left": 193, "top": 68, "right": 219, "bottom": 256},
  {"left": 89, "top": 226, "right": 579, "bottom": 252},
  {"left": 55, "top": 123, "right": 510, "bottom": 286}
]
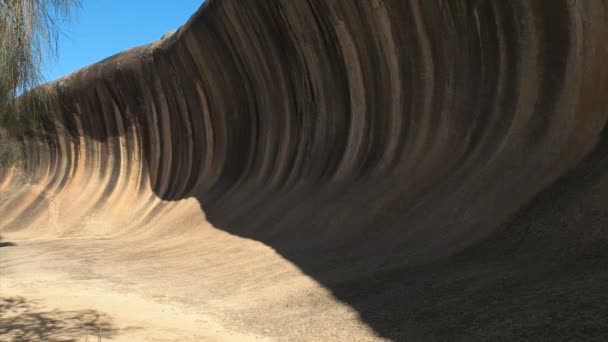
[
  {"left": 0, "top": 127, "right": 22, "bottom": 167},
  {"left": 0, "top": 0, "right": 80, "bottom": 168},
  {"left": 0, "top": 0, "right": 81, "bottom": 120}
]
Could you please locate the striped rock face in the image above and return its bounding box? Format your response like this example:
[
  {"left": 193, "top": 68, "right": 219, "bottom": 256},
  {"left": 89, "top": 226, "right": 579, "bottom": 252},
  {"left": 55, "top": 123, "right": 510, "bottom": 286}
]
[{"left": 1, "top": 1, "right": 608, "bottom": 340}]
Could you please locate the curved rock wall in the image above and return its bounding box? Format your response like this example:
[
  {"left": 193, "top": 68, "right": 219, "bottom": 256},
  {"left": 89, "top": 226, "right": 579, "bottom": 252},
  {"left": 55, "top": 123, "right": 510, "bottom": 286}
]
[{"left": 3, "top": 0, "right": 608, "bottom": 267}]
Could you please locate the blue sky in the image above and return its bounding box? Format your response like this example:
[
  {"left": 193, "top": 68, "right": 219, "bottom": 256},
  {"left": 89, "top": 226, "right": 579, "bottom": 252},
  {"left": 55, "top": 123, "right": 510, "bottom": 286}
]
[{"left": 45, "top": 0, "right": 204, "bottom": 82}]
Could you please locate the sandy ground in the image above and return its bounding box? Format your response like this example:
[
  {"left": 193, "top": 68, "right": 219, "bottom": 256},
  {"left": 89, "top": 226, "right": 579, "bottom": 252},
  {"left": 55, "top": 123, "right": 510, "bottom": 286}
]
[
  {"left": 0, "top": 239, "right": 267, "bottom": 341},
  {"left": 0, "top": 234, "right": 380, "bottom": 341}
]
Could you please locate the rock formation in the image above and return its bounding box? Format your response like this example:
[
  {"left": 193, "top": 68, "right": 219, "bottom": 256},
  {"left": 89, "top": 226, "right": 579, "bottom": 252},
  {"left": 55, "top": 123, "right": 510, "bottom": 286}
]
[{"left": 2, "top": 0, "right": 608, "bottom": 340}]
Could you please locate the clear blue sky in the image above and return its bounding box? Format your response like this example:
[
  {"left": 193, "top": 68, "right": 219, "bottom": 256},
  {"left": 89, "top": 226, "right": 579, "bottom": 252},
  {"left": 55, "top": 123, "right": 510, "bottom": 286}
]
[{"left": 45, "top": 0, "right": 204, "bottom": 82}]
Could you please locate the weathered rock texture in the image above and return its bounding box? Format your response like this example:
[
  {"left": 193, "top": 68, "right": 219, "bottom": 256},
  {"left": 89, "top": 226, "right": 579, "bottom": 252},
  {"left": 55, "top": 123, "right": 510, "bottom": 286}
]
[{"left": 2, "top": 0, "right": 608, "bottom": 340}]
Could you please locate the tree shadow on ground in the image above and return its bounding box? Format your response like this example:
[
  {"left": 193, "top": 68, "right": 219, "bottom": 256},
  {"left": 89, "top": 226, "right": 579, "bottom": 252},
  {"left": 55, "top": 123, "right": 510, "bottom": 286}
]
[{"left": 0, "top": 297, "right": 135, "bottom": 342}]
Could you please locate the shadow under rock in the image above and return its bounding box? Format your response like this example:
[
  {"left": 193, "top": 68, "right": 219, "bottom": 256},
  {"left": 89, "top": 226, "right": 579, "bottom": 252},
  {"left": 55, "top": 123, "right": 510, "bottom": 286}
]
[{"left": 0, "top": 235, "right": 16, "bottom": 247}]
